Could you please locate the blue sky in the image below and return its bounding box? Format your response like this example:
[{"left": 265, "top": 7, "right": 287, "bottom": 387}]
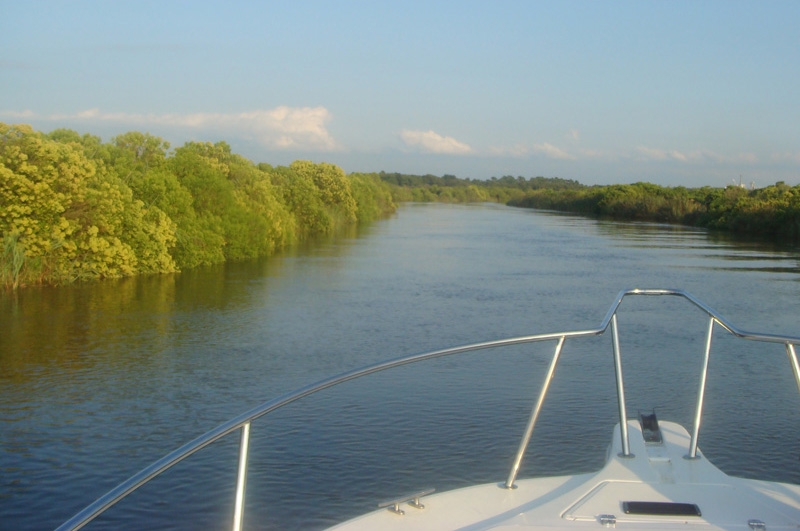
[{"left": 2, "top": 1, "right": 799, "bottom": 187}]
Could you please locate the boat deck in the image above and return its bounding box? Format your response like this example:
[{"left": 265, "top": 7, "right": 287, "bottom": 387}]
[
  {"left": 56, "top": 289, "right": 800, "bottom": 531},
  {"left": 329, "top": 420, "right": 800, "bottom": 530}
]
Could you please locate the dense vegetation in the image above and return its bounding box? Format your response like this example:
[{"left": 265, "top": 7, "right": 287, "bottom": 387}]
[
  {"left": 4, "top": 122, "right": 798, "bottom": 289},
  {"left": 0, "top": 123, "right": 395, "bottom": 288},
  {"left": 379, "top": 171, "right": 583, "bottom": 204},
  {"left": 377, "top": 172, "right": 800, "bottom": 240},
  {"left": 507, "top": 181, "right": 800, "bottom": 239}
]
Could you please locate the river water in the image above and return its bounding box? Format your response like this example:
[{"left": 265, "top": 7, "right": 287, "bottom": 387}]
[{"left": 1, "top": 203, "right": 799, "bottom": 530}]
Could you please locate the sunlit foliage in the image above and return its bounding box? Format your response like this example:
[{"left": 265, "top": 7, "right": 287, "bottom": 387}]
[
  {"left": 0, "top": 124, "right": 177, "bottom": 287},
  {"left": 377, "top": 170, "right": 800, "bottom": 240},
  {"left": 509, "top": 181, "right": 800, "bottom": 239},
  {"left": 5, "top": 121, "right": 795, "bottom": 288},
  {"left": 348, "top": 173, "right": 397, "bottom": 223},
  {"left": 1, "top": 123, "right": 397, "bottom": 288}
]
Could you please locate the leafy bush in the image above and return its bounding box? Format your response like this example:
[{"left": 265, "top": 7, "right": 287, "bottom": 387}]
[{"left": 1, "top": 124, "right": 398, "bottom": 288}]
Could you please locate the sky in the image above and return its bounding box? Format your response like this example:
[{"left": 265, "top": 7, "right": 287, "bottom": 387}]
[{"left": 2, "top": 0, "right": 799, "bottom": 187}]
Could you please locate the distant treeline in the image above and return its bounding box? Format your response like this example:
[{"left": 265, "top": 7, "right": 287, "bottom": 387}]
[
  {"left": 378, "top": 172, "right": 582, "bottom": 203},
  {"left": 1, "top": 123, "right": 395, "bottom": 288},
  {"left": 510, "top": 181, "right": 800, "bottom": 239},
  {"left": 378, "top": 171, "right": 800, "bottom": 240},
  {"left": 4, "top": 122, "right": 798, "bottom": 288}
]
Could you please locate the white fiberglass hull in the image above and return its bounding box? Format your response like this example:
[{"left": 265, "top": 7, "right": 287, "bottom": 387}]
[
  {"left": 329, "top": 420, "right": 800, "bottom": 530},
  {"left": 56, "top": 290, "right": 800, "bottom": 531}
]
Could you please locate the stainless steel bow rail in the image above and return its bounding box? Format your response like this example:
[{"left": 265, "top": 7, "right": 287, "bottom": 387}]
[{"left": 57, "top": 289, "right": 800, "bottom": 531}]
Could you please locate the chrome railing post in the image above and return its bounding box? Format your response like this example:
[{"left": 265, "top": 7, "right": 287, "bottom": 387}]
[
  {"left": 504, "top": 336, "right": 566, "bottom": 489},
  {"left": 687, "top": 316, "right": 715, "bottom": 459},
  {"left": 56, "top": 289, "right": 800, "bottom": 531},
  {"left": 232, "top": 422, "right": 251, "bottom": 531},
  {"left": 611, "top": 314, "right": 632, "bottom": 457},
  {"left": 787, "top": 343, "right": 800, "bottom": 395}
]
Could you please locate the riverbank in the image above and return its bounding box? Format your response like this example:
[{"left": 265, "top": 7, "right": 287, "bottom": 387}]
[
  {"left": 373, "top": 172, "right": 800, "bottom": 241},
  {"left": 1, "top": 123, "right": 396, "bottom": 288},
  {"left": 4, "top": 202, "right": 799, "bottom": 530},
  {"left": 507, "top": 181, "right": 800, "bottom": 240},
  {"left": 4, "top": 122, "right": 798, "bottom": 289}
]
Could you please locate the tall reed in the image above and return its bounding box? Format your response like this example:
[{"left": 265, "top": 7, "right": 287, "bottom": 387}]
[{"left": 1, "top": 232, "right": 26, "bottom": 290}]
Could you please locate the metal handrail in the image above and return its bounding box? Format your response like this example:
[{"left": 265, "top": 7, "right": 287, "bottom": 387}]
[{"left": 56, "top": 289, "right": 800, "bottom": 530}]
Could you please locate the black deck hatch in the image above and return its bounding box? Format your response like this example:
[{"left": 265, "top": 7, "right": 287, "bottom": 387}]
[{"left": 622, "top": 501, "right": 702, "bottom": 516}]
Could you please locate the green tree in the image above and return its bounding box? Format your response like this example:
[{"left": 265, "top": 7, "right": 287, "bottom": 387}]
[
  {"left": 271, "top": 164, "right": 333, "bottom": 237},
  {"left": 290, "top": 160, "right": 358, "bottom": 226},
  {"left": 0, "top": 123, "right": 177, "bottom": 286},
  {"left": 348, "top": 172, "right": 397, "bottom": 223}
]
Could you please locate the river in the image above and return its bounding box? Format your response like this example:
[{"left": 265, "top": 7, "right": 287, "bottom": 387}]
[{"left": 2, "top": 203, "right": 799, "bottom": 530}]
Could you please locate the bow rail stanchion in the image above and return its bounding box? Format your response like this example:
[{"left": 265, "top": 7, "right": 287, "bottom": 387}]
[
  {"left": 686, "top": 316, "right": 715, "bottom": 460},
  {"left": 56, "top": 289, "right": 800, "bottom": 531},
  {"left": 504, "top": 336, "right": 566, "bottom": 489},
  {"left": 232, "top": 421, "right": 250, "bottom": 531}
]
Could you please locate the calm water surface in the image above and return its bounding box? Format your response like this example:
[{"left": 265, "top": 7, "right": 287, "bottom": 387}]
[{"left": 2, "top": 203, "right": 800, "bottom": 530}]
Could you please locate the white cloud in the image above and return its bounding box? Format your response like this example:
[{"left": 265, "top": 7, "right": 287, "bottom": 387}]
[
  {"left": 2, "top": 106, "right": 339, "bottom": 151},
  {"left": 637, "top": 146, "right": 759, "bottom": 165},
  {"left": 400, "top": 129, "right": 472, "bottom": 154},
  {"left": 532, "top": 142, "right": 573, "bottom": 160},
  {"left": 489, "top": 142, "right": 574, "bottom": 160},
  {"left": 2, "top": 109, "right": 36, "bottom": 119},
  {"left": 568, "top": 129, "right": 580, "bottom": 141},
  {"left": 668, "top": 150, "right": 688, "bottom": 162},
  {"left": 488, "top": 144, "right": 529, "bottom": 157},
  {"left": 578, "top": 148, "right": 613, "bottom": 160},
  {"left": 636, "top": 146, "right": 695, "bottom": 162},
  {"left": 771, "top": 152, "right": 800, "bottom": 164},
  {"left": 636, "top": 146, "right": 669, "bottom": 161}
]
